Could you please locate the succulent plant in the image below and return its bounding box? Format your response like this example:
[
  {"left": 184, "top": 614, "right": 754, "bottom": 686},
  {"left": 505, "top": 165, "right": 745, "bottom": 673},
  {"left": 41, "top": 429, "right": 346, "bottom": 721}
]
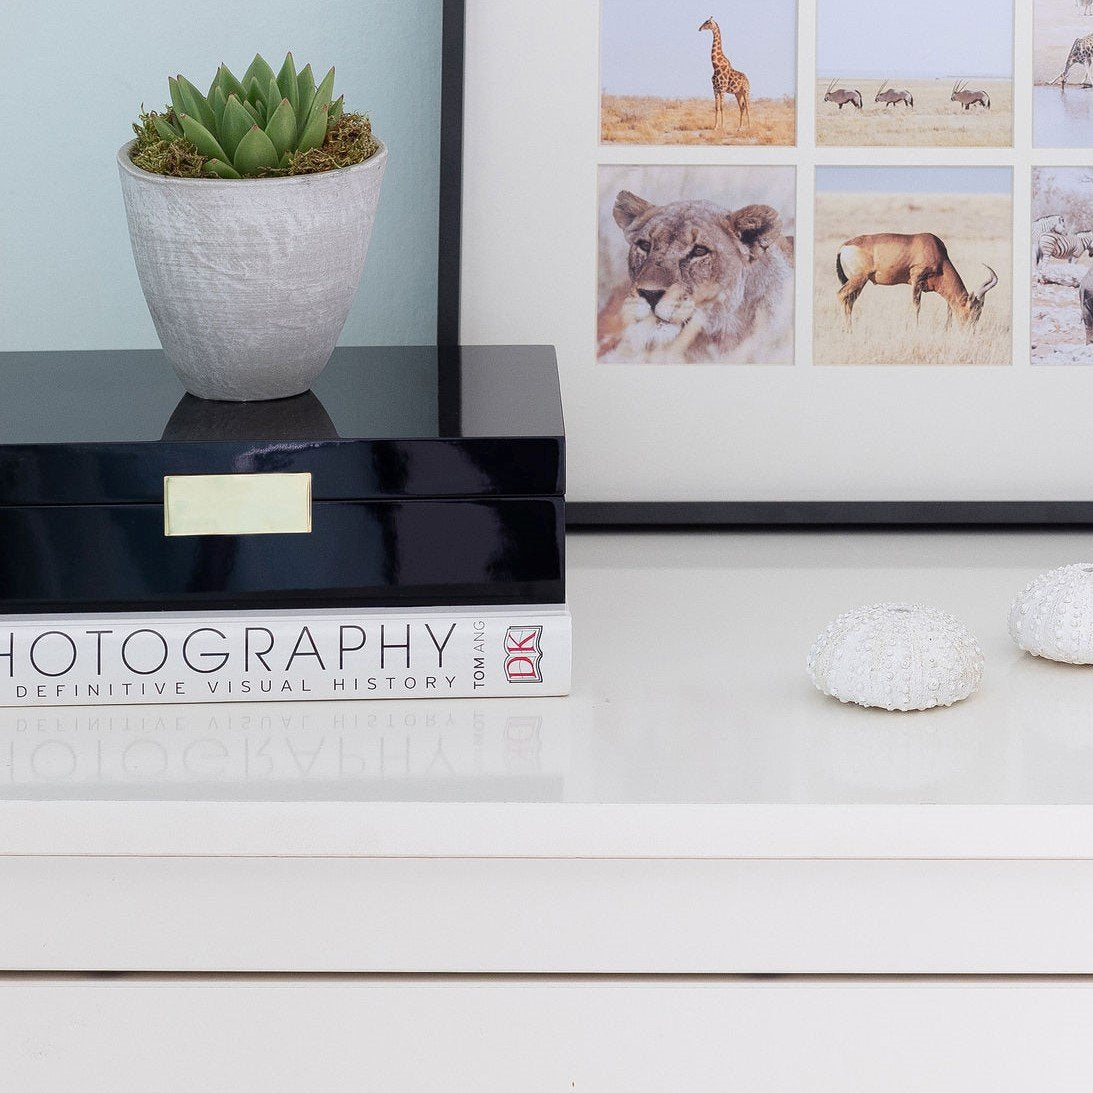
[{"left": 149, "top": 53, "right": 346, "bottom": 178}]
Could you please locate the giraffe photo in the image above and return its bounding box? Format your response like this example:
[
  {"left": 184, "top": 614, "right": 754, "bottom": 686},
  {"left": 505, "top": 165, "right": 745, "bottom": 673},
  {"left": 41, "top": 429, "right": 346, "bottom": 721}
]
[
  {"left": 1035, "top": 0, "right": 1093, "bottom": 145},
  {"left": 599, "top": 1, "right": 796, "bottom": 146},
  {"left": 816, "top": 0, "right": 1013, "bottom": 147}
]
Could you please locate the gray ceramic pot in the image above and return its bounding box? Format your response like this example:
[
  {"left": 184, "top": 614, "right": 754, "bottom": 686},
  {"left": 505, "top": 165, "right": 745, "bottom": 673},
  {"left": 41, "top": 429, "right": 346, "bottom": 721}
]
[{"left": 118, "top": 140, "right": 387, "bottom": 401}]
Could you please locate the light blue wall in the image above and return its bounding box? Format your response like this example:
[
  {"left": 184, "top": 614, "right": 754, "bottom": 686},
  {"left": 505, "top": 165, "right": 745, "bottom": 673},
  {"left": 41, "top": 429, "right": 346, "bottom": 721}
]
[{"left": 0, "top": 0, "right": 441, "bottom": 350}]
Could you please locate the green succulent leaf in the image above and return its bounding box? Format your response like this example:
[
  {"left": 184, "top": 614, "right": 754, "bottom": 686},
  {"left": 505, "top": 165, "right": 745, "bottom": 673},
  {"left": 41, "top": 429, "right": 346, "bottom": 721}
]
[
  {"left": 328, "top": 94, "right": 344, "bottom": 122},
  {"left": 220, "top": 94, "right": 254, "bottom": 159},
  {"left": 297, "top": 67, "right": 335, "bottom": 147},
  {"left": 266, "top": 76, "right": 282, "bottom": 119},
  {"left": 210, "top": 85, "right": 227, "bottom": 127},
  {"left": 310, "top": 66, "right": 335, "bottom": 117},
  {"left": 242, "top": 98, "right": 261, "bottom": 123},
  {"left": 296, "top": 64, "right": 316, "bottom": 125},
  {"left": 176, "top": 75, "right": 218, "bottom": 133},
  {"left": 265, "top": 98, "right": 297, "bottom": 158},
  {"left": 153, "top": 114, "right": 183, "bottom": 141},
  {"left": 179, "top": 113, "right": 229, "bottom": 162},
  {"left": 245, "top": 75, "right": 263, "bottom": 109},
  {"left": 204, "top": 158, "right": 242, "bottom": 179},
  {"left": 233, "top": 124, "right": 280, "bottom": 175},
  {"left": 276, "top": 52, "right": 299, "bottom": 113},
  {"left": 168, "top": 76, "right": 187, "bottom": 120},
  {"left": 216, "top": 63, "right": 246, "bottom": 101},
  {"left": 243, "top": 54, "right": 278, "bottom": 99},
  {"left": 297, "top": 102, "right": 328, "bottom": 154}
]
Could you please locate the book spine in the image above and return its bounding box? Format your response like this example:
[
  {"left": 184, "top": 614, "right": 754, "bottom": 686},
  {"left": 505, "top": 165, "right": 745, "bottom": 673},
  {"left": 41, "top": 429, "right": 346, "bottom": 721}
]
[{"left": 0, "top": 610, "right": 571, "bottom": 707}]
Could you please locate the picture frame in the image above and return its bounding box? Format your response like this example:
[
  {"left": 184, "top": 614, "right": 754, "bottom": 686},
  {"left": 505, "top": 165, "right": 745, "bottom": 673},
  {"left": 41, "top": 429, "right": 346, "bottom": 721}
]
[{"left": 438, "top": 0, "right": 1093, "bottom": 527}]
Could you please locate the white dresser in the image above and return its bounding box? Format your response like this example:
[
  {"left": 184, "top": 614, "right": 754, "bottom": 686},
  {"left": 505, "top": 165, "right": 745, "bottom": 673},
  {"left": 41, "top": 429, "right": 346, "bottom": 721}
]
[{"left": 5, "top": 529, "right": 1093, "bottom": 1089}]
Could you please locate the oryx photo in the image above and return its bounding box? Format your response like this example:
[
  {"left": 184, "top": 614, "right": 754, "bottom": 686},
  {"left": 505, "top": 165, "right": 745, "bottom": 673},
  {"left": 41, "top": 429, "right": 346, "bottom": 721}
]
[
  {"left": 1034, "top": 0, "right": 1093, "bottom": 145},
  {"left": 1032, "top": 168, "right": 1093, "bottom": 363},
  {"left": 813, "top": 166, "right": 1012, "bottom": 365},
  {"left": 816, "top": 0, "right": 1014, "bottom": 146},
  {"left": 596, "top": 164, "right": 795, "bottom": 364},
  {"left": 599, "top": 1, "right": 797, "bottom": 145}
]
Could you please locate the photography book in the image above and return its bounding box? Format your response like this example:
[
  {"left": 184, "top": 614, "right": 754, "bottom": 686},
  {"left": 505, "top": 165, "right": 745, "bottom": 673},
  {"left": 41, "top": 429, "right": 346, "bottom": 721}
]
[{"left": 0, "top": 605, "right": 571, "bottom": 707}]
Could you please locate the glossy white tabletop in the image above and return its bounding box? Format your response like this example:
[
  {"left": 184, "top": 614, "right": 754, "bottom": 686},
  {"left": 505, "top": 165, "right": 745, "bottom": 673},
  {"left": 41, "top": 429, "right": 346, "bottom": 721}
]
[{"left": 6, "top": 529, "right": 1093, "bottom": 859}]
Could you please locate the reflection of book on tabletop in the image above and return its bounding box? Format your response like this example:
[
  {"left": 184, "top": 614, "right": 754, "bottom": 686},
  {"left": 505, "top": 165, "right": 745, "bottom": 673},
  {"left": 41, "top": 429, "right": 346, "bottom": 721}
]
[{"left": 0, "top": 697, "right": 573, "bottom": 801}]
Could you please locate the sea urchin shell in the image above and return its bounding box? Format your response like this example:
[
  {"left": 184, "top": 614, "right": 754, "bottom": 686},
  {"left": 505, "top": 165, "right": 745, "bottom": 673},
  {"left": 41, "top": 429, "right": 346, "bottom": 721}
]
[
  {"left": 1008, "top": 563, "right": 1093, "bottom": 664},
  {"left": 807, "top": 603, "right": 984, "bottom": 712}
]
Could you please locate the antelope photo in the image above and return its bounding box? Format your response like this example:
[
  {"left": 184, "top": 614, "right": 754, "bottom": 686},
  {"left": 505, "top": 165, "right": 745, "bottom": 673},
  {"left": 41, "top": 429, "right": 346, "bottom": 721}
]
[
  {"left": 951, "top": 80, "right": 991, "bottom": 109},
  {"left": 835, "top": 233, "right": 998, "bottom": 332},
  {"left": 817, "top": 0, "right": 1009, "bottom": 147},
  {"left": 823, "top": 78, "right": 862, "bottom": 109},
  {"left": 874, "top": 80, "right": 914, "bottom": 108}
]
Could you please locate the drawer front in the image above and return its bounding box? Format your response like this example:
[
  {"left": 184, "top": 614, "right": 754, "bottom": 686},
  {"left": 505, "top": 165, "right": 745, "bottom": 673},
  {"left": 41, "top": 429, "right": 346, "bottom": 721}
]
[
  {"left": 2, "top": 856, "right": 1093, "bottom": 973},
  {"left": 2, "top": 975, "right": 1093, "bottom": 1091}
]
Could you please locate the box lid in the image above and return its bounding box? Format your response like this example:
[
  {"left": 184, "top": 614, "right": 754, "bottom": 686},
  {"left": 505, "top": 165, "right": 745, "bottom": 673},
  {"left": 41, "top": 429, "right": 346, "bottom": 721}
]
[{"left": 0, "top": 346, "right": 564, "bottom": 505}]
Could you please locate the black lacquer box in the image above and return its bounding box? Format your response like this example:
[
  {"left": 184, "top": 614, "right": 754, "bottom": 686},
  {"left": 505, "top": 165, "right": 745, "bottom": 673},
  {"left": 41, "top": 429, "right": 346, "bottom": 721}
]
[{"left": 0, "top": 346, "right": 565, "bottom": 612}]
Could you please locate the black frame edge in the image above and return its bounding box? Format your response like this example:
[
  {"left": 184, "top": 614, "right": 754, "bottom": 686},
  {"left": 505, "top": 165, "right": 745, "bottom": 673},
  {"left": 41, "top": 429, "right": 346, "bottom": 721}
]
[
  {"left": 566, "top": 501, "right": 1093, "bottom": 528},
  {"left": 437, "top": 0, "right": 465, "bottom": 347}
]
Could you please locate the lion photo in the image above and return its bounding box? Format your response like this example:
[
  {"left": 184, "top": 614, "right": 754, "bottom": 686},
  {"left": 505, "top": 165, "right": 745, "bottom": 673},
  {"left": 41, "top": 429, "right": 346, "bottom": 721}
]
[
  {"left": 1032, "top": 168, "right": 1093, "bottom": 364},
  {"left": 597, "top": 165, "right": 795, "bottom": 365},
  {"left": 600, "top": 1, "right": 796, "bottom": 146},
  {"left": 816, "top": 0, "right": 1013, "bottom": 147},
  {"left": 1034, "top": 0, "right": 1093, "bottom": 146},
  {"left": 813, "top": 167, "right": 1012, "bottom": 366}
]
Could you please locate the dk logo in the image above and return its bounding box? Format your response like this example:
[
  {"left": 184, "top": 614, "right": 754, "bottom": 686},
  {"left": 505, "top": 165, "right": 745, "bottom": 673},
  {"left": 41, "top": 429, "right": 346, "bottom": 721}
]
[{"left": 503, "top": 626, "right": 544, "bottom": 683}]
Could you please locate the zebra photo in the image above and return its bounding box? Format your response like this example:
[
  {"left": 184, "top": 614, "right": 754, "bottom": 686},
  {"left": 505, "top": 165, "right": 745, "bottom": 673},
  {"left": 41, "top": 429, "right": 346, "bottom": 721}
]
[
  {"left": 1031, "top": 167, "right": 1093, "bottom": 363},
  {"left": 1036, "top": 229, "right": 1093, "bottom": 280},
  {"left": 1033, "top": 214, "right": 1067, "bottom": 240}
]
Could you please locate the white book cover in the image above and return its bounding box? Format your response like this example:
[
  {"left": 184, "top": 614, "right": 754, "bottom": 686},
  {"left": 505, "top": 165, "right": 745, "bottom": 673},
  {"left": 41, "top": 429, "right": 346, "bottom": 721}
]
[{"left": 0, "top": 605, "right": 571, "bottom": 707}]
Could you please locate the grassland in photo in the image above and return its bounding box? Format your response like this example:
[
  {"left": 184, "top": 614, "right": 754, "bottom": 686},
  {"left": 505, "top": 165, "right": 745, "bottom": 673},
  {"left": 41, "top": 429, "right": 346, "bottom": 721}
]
[
  {"left": 813, "top": 192, "right": 1012, "bottom": 366},
  {"left": 815, "top": 79, "right": 1012, "bottom": 146},
  {"left": 600, "top": 94, "right": 795, "bottom": 146}
]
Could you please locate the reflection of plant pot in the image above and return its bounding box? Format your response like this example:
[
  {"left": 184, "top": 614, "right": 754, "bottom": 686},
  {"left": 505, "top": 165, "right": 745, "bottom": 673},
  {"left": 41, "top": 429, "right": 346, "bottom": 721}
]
[
  {"left": 117, "top": 140, "right": 387, "bottom": 402},
  {"left": 161, "top": 391, "right": 339, "bottom": 441}
]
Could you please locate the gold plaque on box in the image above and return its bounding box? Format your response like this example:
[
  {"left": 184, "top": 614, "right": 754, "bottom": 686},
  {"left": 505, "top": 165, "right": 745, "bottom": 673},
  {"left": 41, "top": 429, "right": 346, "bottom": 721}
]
[{"left": 163, "top": 473, "right": 312, "bottom": 537}]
